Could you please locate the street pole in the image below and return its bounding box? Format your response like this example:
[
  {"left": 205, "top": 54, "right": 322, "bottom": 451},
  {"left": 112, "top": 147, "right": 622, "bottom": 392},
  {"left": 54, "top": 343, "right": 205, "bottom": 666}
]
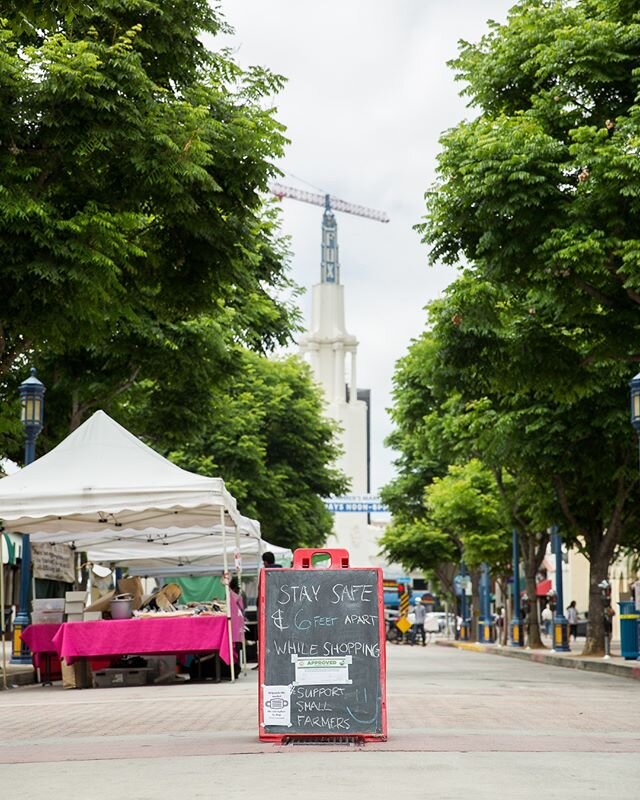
[
  {"left": 509, "top": 530, "right": 524, "bottom": 647},
  {"left": 478, "top": 563, "right": 494, "bottom": 643},
  {"left": 628, "top": 372, "right": 640, "bottom": 661},
  {"left": 10, "top": 369, "right": 45, "bottom": 665},
  {"left": 550, "top": 525, "right": 570, "bottom": 652},
  {"left": 459, "top": 561, "right": 469, "bottom": 641}
]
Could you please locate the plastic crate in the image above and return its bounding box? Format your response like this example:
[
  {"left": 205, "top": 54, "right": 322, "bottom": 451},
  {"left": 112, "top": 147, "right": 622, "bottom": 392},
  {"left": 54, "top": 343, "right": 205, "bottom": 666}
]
[{"left": 93, "top": 668, "right": 151, "bottom": 688}]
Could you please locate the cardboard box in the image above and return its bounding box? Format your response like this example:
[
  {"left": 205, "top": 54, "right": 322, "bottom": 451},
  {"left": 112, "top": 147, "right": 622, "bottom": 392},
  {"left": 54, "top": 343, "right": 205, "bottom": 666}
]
[
  {"left": 83, "top": 611, "right": 102, "bottom": 621},
  {"left": 65, "top": 601, "right": 86, "bottom": 615},
  {"left": 93, "top": 668, "right": 151, "bottom": 688},
  {"left": 117, "top": 577, "right": 144, "bottom": 611},
  {"left": 85, "top": 589, "right": 116, "bottom": 613},
  {"left": 61, "top": 658, "right": 93, "bottom": 690},
  {"left": 65, "top": 591, "right": 88, "bottom": 603}
]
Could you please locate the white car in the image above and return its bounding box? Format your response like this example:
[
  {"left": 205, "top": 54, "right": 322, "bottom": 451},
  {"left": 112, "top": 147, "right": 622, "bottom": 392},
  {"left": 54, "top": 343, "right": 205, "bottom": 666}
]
[{"left": 424, "top": 612, "right": 454, "bottom": 633}]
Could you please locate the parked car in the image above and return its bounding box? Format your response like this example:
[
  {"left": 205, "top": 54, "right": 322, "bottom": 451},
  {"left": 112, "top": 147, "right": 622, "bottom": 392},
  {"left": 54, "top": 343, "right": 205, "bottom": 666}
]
[{"left": 424, "top": 612, "right": 455, "bottom": 633}]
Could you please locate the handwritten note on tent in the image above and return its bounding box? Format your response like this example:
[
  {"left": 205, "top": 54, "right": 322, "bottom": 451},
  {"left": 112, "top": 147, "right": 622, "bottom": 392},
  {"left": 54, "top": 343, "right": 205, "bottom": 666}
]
[{"left": 258, "top": 549, "right": 387, "bottom": 742}]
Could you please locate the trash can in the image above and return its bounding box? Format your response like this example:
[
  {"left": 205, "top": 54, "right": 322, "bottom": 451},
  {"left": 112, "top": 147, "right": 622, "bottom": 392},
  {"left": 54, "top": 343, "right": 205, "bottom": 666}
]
[{"left": 618, "top": 600, "right": 639, "bottom": 659}]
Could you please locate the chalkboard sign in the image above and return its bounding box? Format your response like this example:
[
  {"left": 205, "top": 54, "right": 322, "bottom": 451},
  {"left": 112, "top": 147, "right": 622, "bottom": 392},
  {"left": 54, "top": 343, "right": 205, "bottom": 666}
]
[{"left": 258, "top": 548, "right": 387, "bottom": 742}]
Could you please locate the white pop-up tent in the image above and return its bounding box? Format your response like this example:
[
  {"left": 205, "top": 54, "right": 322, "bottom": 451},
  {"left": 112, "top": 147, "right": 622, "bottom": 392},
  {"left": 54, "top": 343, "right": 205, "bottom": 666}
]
[
  {"left": 0, "top": 410, "right": 262, "bottom": 675},
  {"left": 0, "top": 410, "right": 243, "bottom": 538}
]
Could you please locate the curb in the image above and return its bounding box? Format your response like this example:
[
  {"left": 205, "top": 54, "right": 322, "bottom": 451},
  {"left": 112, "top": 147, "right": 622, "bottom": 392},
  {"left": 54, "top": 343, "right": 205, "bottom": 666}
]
[{"left": 436, "top": 639, "right": 640, "bottom": 681}]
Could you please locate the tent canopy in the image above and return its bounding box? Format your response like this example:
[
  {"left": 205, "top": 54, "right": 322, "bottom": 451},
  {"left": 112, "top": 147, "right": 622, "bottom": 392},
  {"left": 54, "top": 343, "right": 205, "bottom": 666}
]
[
  {"left": 107, "top": 541, "right": 292, "bottom": 576},
  {"left": 0, "top": 410, "right": 243, "bottom": 542},
  {"left": 85, "top": 520, "right": 264, "bottom": 567}
]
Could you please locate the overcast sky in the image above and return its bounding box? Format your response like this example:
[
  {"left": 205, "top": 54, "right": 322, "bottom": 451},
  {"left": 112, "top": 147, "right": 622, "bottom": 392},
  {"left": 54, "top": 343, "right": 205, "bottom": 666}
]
[{"left": 220, "top": 1, "right": 515, "bottom": 495}]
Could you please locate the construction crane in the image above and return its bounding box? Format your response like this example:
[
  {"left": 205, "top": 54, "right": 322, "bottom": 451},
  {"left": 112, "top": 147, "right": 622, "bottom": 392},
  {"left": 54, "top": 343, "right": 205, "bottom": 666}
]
[
  {"left": 269, "top": 182, "right": 389, "bottom": 224},
  {"left": 269, "top": 181, "right": 389, "bottom": 285}
]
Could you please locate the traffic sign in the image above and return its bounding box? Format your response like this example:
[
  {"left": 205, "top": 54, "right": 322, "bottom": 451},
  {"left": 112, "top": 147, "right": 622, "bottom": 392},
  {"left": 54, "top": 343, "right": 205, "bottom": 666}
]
[
  {"left": 323, "top": 494, "right": 388, "bottom": 513},
  {"left": 395, "top": 616, "right": 412, "bottom": 634}
]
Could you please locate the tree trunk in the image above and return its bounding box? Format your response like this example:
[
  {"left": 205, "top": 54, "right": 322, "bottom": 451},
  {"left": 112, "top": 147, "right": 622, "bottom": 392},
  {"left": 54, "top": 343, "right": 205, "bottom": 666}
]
[
  {"left": 521, "top": 536, "right": 544, "bottom": 648},
  {"left": 582, "top": 552, "right": 609, "bottom": 656}
]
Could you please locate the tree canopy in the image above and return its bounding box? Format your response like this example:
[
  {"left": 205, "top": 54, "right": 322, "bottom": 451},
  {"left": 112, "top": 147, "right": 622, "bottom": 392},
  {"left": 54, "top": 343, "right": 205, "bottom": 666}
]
[
  {"left": 0, "top": 1, "right": 346, "bottom": 551},
  {"left": 168, "top": 352, "right": 348, "bottom": 550},
  {"left": 384, "top": 0, "right": 640, "bottom": 654},
  {"left": 0, "top": 0, "right": 296, "bottom": 448}
]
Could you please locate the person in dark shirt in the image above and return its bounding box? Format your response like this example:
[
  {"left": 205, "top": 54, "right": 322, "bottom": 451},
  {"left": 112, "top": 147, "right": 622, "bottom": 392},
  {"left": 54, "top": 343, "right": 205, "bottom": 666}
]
[
  {"left": 261, "top": 551, "right": 282, "bottom": 568},
  {"left": 252, "top": 551, "right": 282, "bottom": 669}
]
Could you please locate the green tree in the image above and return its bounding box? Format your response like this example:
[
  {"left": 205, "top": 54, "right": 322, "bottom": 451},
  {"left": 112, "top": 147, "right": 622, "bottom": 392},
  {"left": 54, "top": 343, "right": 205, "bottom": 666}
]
[
  {"left": 380, "top": 320, "right": 555, "bottom": 643},
  {"left": 0, "top": 1, "right": 297, "bottom": 452},
  {"left": 168, "top": 351, "right": 348, "bottom": 551},
  {"left": 418, "top": 0, "right": 640, "bottom": 653}
]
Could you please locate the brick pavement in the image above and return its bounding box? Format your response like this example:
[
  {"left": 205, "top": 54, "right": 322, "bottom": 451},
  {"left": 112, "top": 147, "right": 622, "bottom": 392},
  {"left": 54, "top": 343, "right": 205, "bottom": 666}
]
[{"left": 1, "top": 644, "right": 639, "bottom": 764}]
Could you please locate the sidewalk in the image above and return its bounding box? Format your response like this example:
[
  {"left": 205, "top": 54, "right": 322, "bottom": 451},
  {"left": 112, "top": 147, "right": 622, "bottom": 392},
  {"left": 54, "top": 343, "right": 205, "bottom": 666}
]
[{"left": 436, "top": 637, "right": 640, "bottom": 680}]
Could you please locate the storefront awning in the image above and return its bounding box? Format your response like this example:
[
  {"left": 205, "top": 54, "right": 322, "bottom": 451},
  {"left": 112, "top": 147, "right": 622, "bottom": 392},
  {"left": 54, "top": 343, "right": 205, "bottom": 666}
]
[{"left": 535, "top": 578, "right": 552, "bottom": 596}]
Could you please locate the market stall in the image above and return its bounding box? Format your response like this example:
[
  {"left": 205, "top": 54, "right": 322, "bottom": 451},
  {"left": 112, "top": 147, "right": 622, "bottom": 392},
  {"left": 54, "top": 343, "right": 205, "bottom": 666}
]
[{"left": 0, "top": 410, "right": 261, "bottom": 677}]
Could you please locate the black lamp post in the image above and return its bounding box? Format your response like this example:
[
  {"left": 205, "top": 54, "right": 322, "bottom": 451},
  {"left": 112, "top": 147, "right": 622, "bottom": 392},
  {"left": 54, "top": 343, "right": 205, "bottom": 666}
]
[
  {"left": 629, "top": 372, "right": 640, "bottom": 453},
  {"left": 459, "top": 561, "right": 470, "bottom": 641},
  {"left": 509, "top": 530, "right": 524, "bottom": 647},
  {"left": 550, "top": 525, "right": 570, "bottom": 652},
  {"left": 10, "top": 368, "right": 45, "bottom": 665},
  {"left": 629, "top": 372, "right": 640, "bottom": 660}
]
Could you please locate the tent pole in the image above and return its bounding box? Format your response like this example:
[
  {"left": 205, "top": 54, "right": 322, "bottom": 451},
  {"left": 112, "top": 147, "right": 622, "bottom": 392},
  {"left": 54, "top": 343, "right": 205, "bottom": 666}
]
[
  {"left": 221, "top": 506, "right": 235, "bottom": 682},
  {"left": 234, "top": 524, "right": 247, "bottom": 675},
  {"left": 1, "top": 543, "right": 7, "bottom": 690}
]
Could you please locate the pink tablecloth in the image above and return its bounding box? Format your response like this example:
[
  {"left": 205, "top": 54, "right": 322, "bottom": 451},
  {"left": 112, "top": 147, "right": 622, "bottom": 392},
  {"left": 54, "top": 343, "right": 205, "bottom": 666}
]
[
  {"left": 52, "top": 616, "right": 230, "bottom": 665},
  {"left": 22, "top": 623, "right": 62, "bottom": 654}
]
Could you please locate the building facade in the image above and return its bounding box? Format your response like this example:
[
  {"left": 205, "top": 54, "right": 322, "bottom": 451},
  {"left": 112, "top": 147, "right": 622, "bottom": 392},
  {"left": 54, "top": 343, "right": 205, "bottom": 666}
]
[{"left": 298, "top": 201, "right": 385, "bottom": 567}]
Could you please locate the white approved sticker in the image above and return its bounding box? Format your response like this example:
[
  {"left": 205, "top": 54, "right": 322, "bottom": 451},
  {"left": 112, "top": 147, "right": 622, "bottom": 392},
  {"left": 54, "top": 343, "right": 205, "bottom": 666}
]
[
  {"left": 292, "top": 655, "right": 353, "bottom": 685},
  {"left": 263, "top": 685, "right": 292, "bottom": 726}
]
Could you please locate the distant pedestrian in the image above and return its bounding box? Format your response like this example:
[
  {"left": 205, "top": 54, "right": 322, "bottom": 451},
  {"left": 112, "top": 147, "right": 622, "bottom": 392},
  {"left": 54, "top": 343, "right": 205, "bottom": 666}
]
[
  {"left": 541, "top": 602, "right": 553, "bottom": 635},
  {"left": 261, "top": 551, "right": 282, "bottom": 568},
  {"left": 604, "top": 605, "right": 615, "bottom": 637},
  {"left": 252, "top": 551, "right": 282, "bottom": 670},
  {"left": 411, "top": 598, "right": 427, "bottom": 646},
  {"left": 566, "top": 600, "right": 578, "bottom": 641}
]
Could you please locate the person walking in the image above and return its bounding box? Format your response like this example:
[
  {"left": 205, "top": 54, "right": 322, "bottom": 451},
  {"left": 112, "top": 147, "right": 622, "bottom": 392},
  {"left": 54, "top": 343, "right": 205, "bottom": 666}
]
[
  {"left": 566, "top": 600, "right": 579, "bottom": 641},
  {"left": 411, "top": 597, "right": 427, "bottom": 646},
  {"left": 541, "top": 602, "right": 553, "bottom": 636}
]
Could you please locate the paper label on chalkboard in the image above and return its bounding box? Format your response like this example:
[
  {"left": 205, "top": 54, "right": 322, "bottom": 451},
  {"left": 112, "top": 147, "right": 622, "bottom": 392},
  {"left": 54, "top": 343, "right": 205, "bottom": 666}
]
[
  {"left": 263, "top": 685, "right": 292, "bottom": 726},
  {"left": 292, "top": 655, "right": 352, "bottom": 685}
]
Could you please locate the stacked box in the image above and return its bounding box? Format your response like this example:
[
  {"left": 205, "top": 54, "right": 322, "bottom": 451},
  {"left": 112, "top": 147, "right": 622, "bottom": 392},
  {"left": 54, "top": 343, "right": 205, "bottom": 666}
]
[
  {"left": 65, "top": 591, "right": 88, "bottom": 620},
  {"left": 32, "top": 598, "right": 64, "bottom": 625}
]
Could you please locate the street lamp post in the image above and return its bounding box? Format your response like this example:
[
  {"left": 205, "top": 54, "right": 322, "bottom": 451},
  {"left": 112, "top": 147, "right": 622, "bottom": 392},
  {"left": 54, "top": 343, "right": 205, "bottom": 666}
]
[
  {"left": 10, "top": 368, "right": 45, "bottom": 665},
  {"left": 478, "top": 562, "right": 494, "bottom": 643},
  {"left": 509, "top": 530, "right": 524, "bottom": 647},
  {"left": 628, "top": 372, "right": 640, "bottom": 660},
  {"left": 550, "top": 525, "right": 570, "bottom": 652},
  {"left": 459, "top": 561, "right": 470, "bottom": 642}
]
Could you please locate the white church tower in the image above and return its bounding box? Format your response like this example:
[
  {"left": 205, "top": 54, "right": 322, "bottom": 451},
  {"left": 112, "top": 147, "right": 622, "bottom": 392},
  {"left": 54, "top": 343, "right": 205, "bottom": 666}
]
[{"left": 299, "top": 197, "right": 377, "bottom": 567}]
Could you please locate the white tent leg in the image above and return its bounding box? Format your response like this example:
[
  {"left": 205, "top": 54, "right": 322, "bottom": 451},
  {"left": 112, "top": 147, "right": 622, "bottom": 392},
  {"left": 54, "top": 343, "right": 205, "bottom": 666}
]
[
  {"left": 221, "top": 507, "right": 234, "bottom": 682},
  {"left": 233, "top": 524, "right": 248, "bottom": 675},
  {"left": 1, "top": 550, "right": 7, "bottom": 690}
]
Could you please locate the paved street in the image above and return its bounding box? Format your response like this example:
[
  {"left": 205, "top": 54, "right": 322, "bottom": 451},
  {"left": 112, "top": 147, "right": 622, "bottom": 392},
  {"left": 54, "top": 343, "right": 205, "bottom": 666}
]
[{"left": 1, "top": 644, "right": 639, "bottom": 799}]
